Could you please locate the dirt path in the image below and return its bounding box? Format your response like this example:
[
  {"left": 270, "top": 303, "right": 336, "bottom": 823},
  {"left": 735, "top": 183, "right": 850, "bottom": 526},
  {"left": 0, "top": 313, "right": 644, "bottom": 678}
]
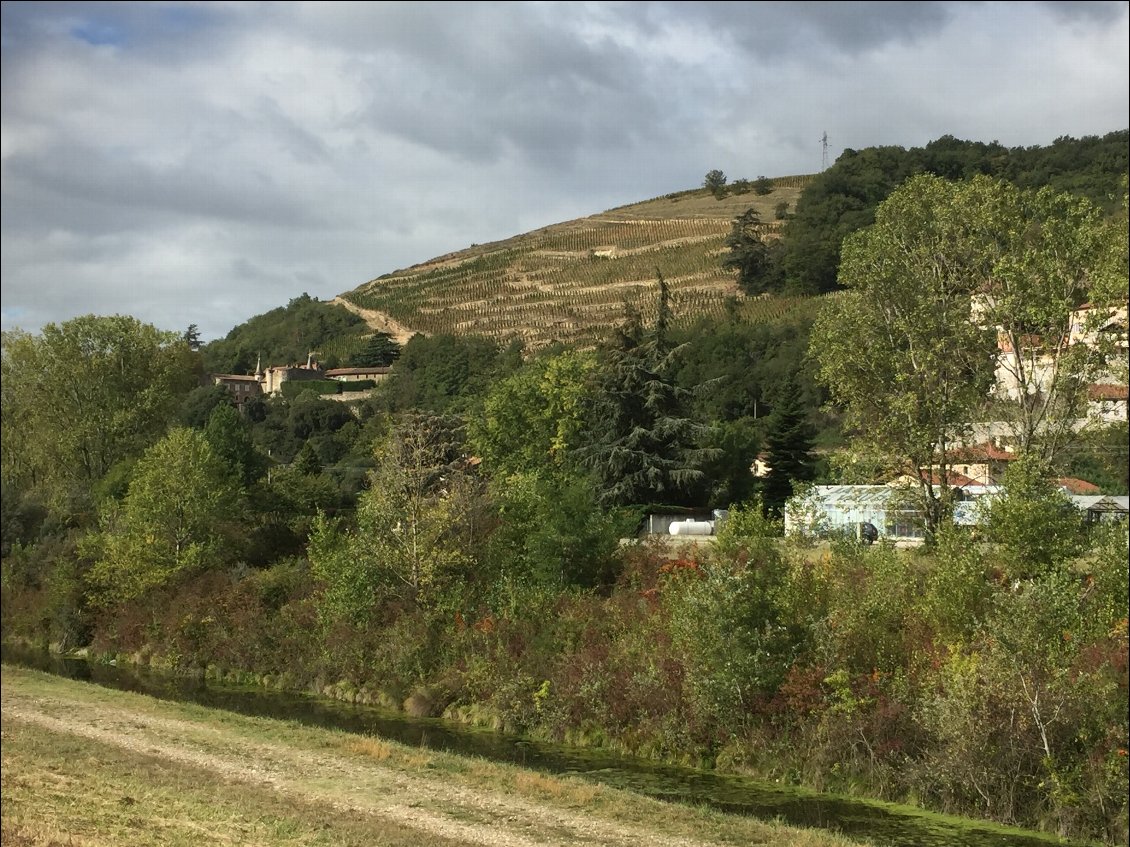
[
  {"left": 331, "top": 296, "right": 420, "bottom": 345},
  {"left": 1, "top": 684, "right": 722, "bottom": 847}
]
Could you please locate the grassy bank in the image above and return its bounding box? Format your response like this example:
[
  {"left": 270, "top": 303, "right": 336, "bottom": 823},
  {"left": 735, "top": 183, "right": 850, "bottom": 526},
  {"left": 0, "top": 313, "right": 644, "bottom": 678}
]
[{"left": 1, "top": 664, "right": 868, "bottom": 847}]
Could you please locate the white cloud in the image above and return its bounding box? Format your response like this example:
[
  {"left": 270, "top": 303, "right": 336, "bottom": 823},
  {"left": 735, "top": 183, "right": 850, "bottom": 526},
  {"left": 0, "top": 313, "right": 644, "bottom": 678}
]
[{"left": 2, "top": 1, "right": 1127, "bottom": 342}]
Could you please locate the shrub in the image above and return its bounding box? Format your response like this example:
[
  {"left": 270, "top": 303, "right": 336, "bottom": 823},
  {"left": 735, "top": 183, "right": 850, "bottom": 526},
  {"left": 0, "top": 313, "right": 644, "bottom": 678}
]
[{"left": 281, "top": 379, "right": 341, "bottom": 399}]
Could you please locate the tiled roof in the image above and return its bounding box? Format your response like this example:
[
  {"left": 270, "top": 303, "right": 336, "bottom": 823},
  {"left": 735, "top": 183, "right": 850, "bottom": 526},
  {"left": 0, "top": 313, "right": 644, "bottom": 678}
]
[
  {"left": 951, "top": 442, "right": 1016, "bottom": 462},
  {"left": 1057, "top": 477, "right": 1101, "bottom": 495},
  {"left": 1088, "top": 383, "right": 1129, "bottom": 401},
  {"left": 212, "top": 373, "right": 260, "bottom": 382},
  {"left": 324, "top": 367, "right": 392, "bottom": 376},
  {"left": 925, "top": 470, "right": 981, "bottom": 488}
]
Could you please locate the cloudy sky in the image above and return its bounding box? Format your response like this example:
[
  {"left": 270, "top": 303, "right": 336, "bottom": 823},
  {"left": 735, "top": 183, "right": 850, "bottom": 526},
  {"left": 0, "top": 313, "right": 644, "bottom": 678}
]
[{"left": 2, "top": 1, "right": 1127, "bottom": 342}]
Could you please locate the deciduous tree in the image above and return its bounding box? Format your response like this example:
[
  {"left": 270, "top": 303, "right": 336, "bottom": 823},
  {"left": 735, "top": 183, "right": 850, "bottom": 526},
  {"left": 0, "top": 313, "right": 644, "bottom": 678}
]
[
  {"left": 811, "top": 174, "right": 998, "bottom": 538},
  {"left": 1, "top": 315, "right": 198, "bottom": 512},
  {"left": 309, "top": 413, "right": 487, "bottom": 620},
  {"left": 85, "top": 428, "right": 240, "bottom": 605},
  {"left": 204, "top": 402, "right": 268, "bottom": 486},
  {"left": 967, "top": 179, "right": 1125, "bottom": 463},
  {"left": 468, "top": 349, "right": 596, "bottom": 478}
]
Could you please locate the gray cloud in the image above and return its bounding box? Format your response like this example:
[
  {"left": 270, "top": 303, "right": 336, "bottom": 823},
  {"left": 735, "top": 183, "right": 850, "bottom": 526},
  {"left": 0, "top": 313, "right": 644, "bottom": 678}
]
[{"left": 2, "top": 1, "right": 1127, "bottom": 342}]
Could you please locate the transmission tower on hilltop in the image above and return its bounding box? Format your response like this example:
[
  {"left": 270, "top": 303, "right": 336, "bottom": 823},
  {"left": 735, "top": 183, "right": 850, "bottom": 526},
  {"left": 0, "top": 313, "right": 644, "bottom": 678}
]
[{"left": 821, "top": 131, "right": 829, "bottom": 171}]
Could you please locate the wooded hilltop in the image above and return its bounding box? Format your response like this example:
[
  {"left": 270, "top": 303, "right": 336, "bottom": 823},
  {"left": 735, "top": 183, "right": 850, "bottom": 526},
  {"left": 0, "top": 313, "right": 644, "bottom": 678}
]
[{"left": 3, "top": 131, "right": 1128, "bottom": 845}]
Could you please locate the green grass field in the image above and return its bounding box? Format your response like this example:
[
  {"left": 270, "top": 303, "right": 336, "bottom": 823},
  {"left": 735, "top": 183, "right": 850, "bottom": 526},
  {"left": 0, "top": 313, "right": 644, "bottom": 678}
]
[{"left": 2, "top": 664, "right": 868, "bottom": 847}]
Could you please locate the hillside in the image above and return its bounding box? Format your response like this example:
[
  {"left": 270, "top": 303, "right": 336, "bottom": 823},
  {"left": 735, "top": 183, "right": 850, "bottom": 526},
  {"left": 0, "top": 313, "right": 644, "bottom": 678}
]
[
  {"left": 213, "top": 130, "right": 1125, "bottom": 362},
  {"left": 339, "top": 176, "right": 818, "bottom": 351}
]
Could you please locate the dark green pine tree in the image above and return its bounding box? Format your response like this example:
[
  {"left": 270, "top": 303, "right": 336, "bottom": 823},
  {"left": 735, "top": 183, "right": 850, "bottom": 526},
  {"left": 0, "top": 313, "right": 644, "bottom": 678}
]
[
  {"left": 721, "top": 208, "right": 774, "bottom": 295},
  {"left": 351, "top": 332, "right": 402, "bottom": 368},
  {"left": 759, "top": 379, "right": 816, "bottom": 516},
  {"left": 578, "top": 274, "right": 717, "bottom": 508},
  {"left": 292, "top": 441, "right": 323, "bottom": 477}
]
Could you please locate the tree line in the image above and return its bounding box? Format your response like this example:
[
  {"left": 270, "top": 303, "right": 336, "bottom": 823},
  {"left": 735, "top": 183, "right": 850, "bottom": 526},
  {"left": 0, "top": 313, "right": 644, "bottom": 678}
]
[{"left": 719, "top": 129, "right": 1128, "bottom": 297}]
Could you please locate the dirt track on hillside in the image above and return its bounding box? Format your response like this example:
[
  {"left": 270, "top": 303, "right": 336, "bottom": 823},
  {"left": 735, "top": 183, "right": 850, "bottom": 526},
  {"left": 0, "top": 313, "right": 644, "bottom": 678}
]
[
  {"left": 331, "top": 296, "right": 419, "bottom": 345},
  {"left": 2, "top": 681, "right": 721, "bottom": 847}
]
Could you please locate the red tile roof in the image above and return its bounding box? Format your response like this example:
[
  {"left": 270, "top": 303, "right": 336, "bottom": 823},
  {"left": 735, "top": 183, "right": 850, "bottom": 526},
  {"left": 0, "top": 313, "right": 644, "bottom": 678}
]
[
  {"left": 1088, "top": 383, "right": 1129, "bottom": 402},
  {"left": 952, "top": 442, "right": 1016, "bottom": 462},
  {"left": 925, "top": 470, "right": 981, "bottom": 488},
  {"left": 1057, "top": 477, "right": 1101, "bottom": 495}
]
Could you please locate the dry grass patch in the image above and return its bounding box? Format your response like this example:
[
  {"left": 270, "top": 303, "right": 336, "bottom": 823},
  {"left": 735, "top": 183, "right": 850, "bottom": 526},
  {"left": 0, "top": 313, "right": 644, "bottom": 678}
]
[
  {"left": 343, "top": 734, "right": 395, "bottom": 760},
  {"left": 512, "top": 771, "right": 601, "bottom": 806}
]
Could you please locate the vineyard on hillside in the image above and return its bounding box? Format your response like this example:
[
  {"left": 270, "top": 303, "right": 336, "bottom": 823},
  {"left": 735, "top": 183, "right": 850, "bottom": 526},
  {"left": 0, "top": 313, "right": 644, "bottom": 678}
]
[{"left": 341, "top": 179, "right": 818, "bottom": 350}]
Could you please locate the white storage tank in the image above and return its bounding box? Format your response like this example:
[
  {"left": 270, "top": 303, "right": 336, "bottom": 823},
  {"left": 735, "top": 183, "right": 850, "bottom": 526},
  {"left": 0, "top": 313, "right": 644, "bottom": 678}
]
[{"left": 669, "top": 519, "right": 714, "bottom": 536}]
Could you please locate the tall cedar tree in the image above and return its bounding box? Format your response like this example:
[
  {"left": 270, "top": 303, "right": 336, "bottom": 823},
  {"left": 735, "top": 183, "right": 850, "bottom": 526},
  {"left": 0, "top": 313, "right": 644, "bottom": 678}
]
[
  {"left": 578, "top": 275, "right": 716, "bottom": 507},
  {"left": 760, "top": 380, "right": 816, "bottom": 516},
  {"left": 351, "top": 332, "right": 401, "bottom": 368},
  {"left": 721, "top": 208, "right": 775, "bottom": 295}
]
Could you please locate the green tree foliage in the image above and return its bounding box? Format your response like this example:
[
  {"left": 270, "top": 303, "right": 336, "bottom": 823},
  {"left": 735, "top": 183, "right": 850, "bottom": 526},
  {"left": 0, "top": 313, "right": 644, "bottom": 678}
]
[
  {"left": 247, "top": 393, "right": 361, "bottom": 472},
  {"left": 753, "top": 175, "right": 773, "bottom": 195},
  {"left": 204, "top": 403, "right": 268, "bottom": 487},
  {"left": 968, "top": 179, "right": 1124, "bottom": 463},
  {"left": 695, "top": 417, "right": 761, "bottom": 509},
  {"left": 308, "top": 413, "right": 486, "bottom": 620},
  {"left": 782, "top": 144, "right": 916, "bottom": 294},
  {"left": 468, "top": 349, "right": 596, "bottom": 478},
  {"left": 182, "top": 323, "right": 202, "bottom": 351},
  {"left": 1091, "top": 178, "right": 1129, "bottom": 366},
  {"left": 486, "top": 471, "right": 622, "bottom": 595},
  {"left": 577, "top": 277, "right": 716, "bottom": 507},
  {"left": 779, "top": 132, "right": 1129, "bottom": 297},
  {"left": 350, "top": 332, "right": 402, "bottom": 368},
  {"left": 703, "top": 169, "right": 728, "bottom": 198},
  {"left": 200, "top": 293, "right": 367, "bottom": 374},
  {"left": 287, "top": 394, "right": 355, "bottom": 442},
  {"left": 667, "top": 543, "right": 797, "bottom": 724},
  {"left": 672, "top": 315, "right": 820, "bottom": 424},
  {"left": 1, "top": 315, "right": 198, "bottom": 512},
  {"left": 381, "top": 334, "right": 518, "bottom": 414},
  {"left": 811, "top": 174, "right": 999, "bottom": 537},
  {"left": 721, "top": 208, "right": 779, "bottom": 296},
  {"left": 291, "top": 441, "right": 323, "bottom": 476},
  {"left": 179, "top": 384, "right": 235, "bottom": 429},
  {"left": 0, "top": 483, "right": 49, "bottom": 558},
  {"left": 982, "top": 458, "right": 1087, "bottom": 581},
  {"left": 759, "top": 381, "right": 816, "bottom": 516},
  {"left": 918, "top": 556, "right": 1128, "bottom": 834},
  {"left": 712, "top": 496, "right": 782, "bottom": 557},
  {"left": 85, "top": 428, "right": 240, "bottom": 605}
]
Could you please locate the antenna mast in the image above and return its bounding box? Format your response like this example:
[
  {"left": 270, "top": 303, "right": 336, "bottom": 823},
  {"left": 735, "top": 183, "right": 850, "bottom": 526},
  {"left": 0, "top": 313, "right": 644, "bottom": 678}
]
[{"left": 821, "top": 131, "right": 829, "bottom": 171}]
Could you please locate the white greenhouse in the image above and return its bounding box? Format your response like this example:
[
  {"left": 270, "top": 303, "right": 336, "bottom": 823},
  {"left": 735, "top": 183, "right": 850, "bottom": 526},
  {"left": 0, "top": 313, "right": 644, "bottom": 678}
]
[{"left": 785, "top": 485, "right": 1129, "bottom": 545}]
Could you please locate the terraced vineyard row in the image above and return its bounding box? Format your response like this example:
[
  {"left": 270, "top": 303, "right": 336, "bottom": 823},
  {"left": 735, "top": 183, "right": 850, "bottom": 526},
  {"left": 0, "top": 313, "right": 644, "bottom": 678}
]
[
  {"left": 344, "top": 218, "right": 748, "bottom": 348},
  {"left": 339, "top": 181, "right": 824, "bottom": 350}
]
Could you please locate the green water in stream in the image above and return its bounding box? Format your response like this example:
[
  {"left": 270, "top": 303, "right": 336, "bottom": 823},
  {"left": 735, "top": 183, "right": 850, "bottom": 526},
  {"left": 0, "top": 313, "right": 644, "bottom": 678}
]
[{"left": 1, "top": 644, "right": 1095, "bottom": 847}]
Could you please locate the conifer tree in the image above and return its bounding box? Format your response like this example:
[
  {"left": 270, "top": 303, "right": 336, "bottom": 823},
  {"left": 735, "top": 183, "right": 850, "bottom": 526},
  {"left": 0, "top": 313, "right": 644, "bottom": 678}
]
[
  {"left": 351, "top": 332, "right": 401, "bottom": 368},
  {"left": 723, "top": 207, "right": 777, "bottom": 295},
  {"left": 759, "top": 380, "right": 816, "bottom": 516},
  {"left": 577, "top": 274, "right": 716, "bottom": 507}
]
